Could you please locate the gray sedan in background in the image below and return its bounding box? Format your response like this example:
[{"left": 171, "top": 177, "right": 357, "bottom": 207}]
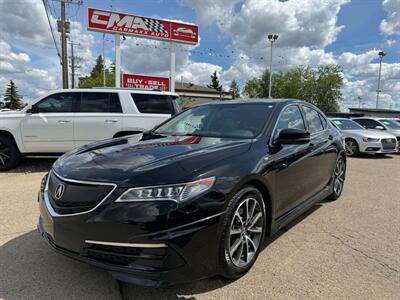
[
  {"left": 330, "top": 118, "right": 398, "bottom": 156},
  {"left": 353, "top": 117, "right": 400, "bottom": 153}
]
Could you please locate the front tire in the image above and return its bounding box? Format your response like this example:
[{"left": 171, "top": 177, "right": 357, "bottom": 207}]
[
  {"left": 0, "top": 134, "right": 21, "bottom": 171},
  {"left": 345, "top": 139, "right": 359, "bottom": 157},
  {"left": 219, "top": 186, "right": 266, "bottom": 279}
]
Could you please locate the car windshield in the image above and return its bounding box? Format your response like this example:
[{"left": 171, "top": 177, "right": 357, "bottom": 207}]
[
  {"left": 332, "top": 119, "right": 364, "bottom": 130},
  {"left": 379, "top": 119, "right": 400, "bottom": 129},
  {"left": 154, "top": 103, "right": 275, "bottom": 139}
]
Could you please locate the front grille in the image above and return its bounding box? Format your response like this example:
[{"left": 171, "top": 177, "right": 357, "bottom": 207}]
[
  {"left": 85, "top": 244, "right": 184, "bottom": 271},
  {"left": 47, "top": 172, "right": 114, "bottom": 215},
  {"left": 381, "top": 138, "right": 396, "bottom": 150}
]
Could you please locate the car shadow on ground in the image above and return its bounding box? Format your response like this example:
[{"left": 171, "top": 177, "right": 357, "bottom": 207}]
[
  {"left": 0, "top": 204, "right": 323, "bottom": 300},
  {"left": 5, "top": 158, "right": 56, "bottom": 174},
  {"left": 352, "top": 153, "right": 395, "bottom": 160}
]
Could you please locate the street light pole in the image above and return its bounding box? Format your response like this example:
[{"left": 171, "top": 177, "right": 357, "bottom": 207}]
[
  {"left": 376, "top": 51, "right": 386, "bottom": 109},
  {"left": 268, "top": 34, "right": 279, "bottom": 98}
]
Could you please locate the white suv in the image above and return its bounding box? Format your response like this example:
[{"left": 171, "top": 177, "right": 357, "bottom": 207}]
[{"left": 0, "top": 88, "right": 180, "bottom": 170}]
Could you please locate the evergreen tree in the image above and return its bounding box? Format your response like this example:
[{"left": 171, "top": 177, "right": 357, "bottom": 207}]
[
  {"left": 207, "top": 71, "right": 222, "bottom": 91},
  {"left": 229, "top": 80, "right": 240, "bottom": 99},
  {"left": 90, "top": 55, "right": 105, "bottom": 78},
  {"left": 79, "top": 55, "right": 115, "bottom": 88},
  {"left": 3, "top": 80, "right": 23, "bottom": 110}
]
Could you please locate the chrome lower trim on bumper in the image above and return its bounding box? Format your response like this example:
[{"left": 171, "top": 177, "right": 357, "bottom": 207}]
[{"left": 84, "top": 240, "right": 168, "bottom": 248}]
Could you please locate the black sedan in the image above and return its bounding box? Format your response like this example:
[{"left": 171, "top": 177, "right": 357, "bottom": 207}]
[{"left": 38, "top": 99, "right": 346, "bottom": 286}]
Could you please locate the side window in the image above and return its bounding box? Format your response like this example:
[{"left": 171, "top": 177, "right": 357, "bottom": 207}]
[
  {"left": 355, "top": 119, "right": 384, "bottom": 130},
  {"left": 79, "top": 92, "right": 122, "bottom": 113},
  {"left": 276, "top": 105, "right": 306, "bottom": 134},
  {"left": 132, "top": 94, "right": 174, "bottom": 114},
  {"left": 35, "top": 93, "right": 77, "bottom": 113},
  {"left": 319, "top": 114, "right": 327, "bottom": 129},
  {"left": 302, "top": 106, "right": 324, "bottom": 134}
]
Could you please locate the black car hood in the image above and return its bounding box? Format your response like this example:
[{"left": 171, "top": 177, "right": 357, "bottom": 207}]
[{"left": 53, "top": 134, "right": 252, "bottom": 186}]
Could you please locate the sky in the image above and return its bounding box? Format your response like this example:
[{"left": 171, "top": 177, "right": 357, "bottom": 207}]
[{"left": 0, "top": 0, "right": 399, "bottom": 111}]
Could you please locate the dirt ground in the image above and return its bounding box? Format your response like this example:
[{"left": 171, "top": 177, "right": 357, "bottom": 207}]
[{"left": 1, "top": 155, "right": 399, "bottom": 300}]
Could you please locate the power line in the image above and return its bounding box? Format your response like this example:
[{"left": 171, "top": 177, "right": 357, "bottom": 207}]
[{"left": 42, "top": 0, "right": 61, "bottom": 62}]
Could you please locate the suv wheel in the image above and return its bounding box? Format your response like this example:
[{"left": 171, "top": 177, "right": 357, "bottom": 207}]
[
  {"left": 327, "top": 155, "right": 346, "bottom": 201},
  {"left": 219, "top": 186, "right": 266, "bottom": 279},
  {"left": 0, "top": 135, "right": 21, "bottom": 171}
]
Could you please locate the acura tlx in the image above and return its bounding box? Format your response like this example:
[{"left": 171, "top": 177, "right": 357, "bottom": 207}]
[{"left": 38, "top": 99, "right": 346, "bottom": 286}]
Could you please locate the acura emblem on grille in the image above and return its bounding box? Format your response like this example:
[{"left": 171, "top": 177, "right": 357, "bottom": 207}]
[{"left": 55, "top": 184, "right": 65, "bottom": 199}]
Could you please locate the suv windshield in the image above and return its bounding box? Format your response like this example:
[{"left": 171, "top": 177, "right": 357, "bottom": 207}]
[
  {"left": 332, "top": 119, "right": 364, "bottom": 130},
  {"left": 379, "top": 119, "right": 400, "bottom": 129},
  {"left": 154, "top": 103, "right": 275, "bottom": 139}
]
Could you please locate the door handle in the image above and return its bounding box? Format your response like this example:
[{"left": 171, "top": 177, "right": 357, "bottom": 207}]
[
  {"left": 57, "top": 120, "right": 71, "bottom": 123},
  {"left": 105, "top": 119, "right": 118, "bottom": 123}
]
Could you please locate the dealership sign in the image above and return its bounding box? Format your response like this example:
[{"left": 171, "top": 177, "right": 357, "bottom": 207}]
[
  {"left": 122, "top": 74, "right": 170, "bottom": 91},
  {"left": 87, "top": 8, "right": 198, "bottom": 45}
]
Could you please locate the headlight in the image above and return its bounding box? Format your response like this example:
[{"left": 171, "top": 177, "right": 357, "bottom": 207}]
[
  {"left": 116, "top": 177, "right": 216, "bottom": 203},
  {"left": 362, "top": 137, "right": 380, "bottom": 142}
]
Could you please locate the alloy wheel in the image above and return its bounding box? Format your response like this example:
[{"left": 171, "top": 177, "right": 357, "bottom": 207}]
[
  {"left": 345, "top": 140, "right": 356, "bottom": 156},
  {"left": 228, "top": 197, "right": 264, "bottom": 268},
  {"left": 333, "top": 157, "right": 345, "bottom": 195},
  {"left": 0, "top": 141, "right": 11, "bottom": 167}
]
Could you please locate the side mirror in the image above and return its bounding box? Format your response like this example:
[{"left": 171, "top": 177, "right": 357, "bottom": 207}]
[
  {"left": 375, "top": 125, "right": 385, "bottom": 130},
  {"left": 27, "top": 105, "right": 37, "bottom": 114},
  {"left": 277, "top": 128, "right": 310, "bottom": 145}
]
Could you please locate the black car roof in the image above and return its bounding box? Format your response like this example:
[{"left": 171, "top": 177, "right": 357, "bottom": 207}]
[{"left": 205, "top": 98, "right": 303, "bottom": 105}]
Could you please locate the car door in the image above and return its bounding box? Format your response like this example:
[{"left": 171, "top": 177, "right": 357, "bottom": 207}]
[
  {"left": 301, "top": 106, "right": 335, "bottom": 197},
  {"left": 20, "top": 92, "right": 78, "bottom": 153},
  {"left": 271, "top": 105, "right": 315, "bottom": 217},
  {"left": 74, "top": 92, "right": 124, "bottom": 147}
]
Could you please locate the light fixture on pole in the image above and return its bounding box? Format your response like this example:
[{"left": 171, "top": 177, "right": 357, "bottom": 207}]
[
  {"left": 376, "top": 51, "right": 386, "bottom": 109},
  {"left": 268, "top": 34, "right": 279, "bottom": 98}
]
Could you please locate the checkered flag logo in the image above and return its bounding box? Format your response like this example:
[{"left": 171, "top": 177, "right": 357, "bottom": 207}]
[{"left": 143, "top": 18, "right": 167, "bottom": 33}]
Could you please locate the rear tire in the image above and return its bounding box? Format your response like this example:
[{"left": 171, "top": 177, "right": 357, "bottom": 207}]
[
  {"left": 219, "top": 186, "right": 266, "bottom": 279},
  {"left": 327, "top": 155, "right": 346, "bottom": 201},
  {"left": 0, "top": 134, "right": 21, "bottom": 171}
]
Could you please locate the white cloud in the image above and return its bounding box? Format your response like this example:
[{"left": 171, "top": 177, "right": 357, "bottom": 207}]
[
  {"left": 220, "top": 0, "right": 349, "bottom": 50},
  {"left": 179, "top": 0, "right": 240, "bottom": 25},
  {"left": 380, "top": 0, "right": 400, "bottom": 36},
  {"left": 0, "top": 0, "right": 54, "bottom": 48},
  {"left": 179, "top": 61, "right": 222, "bottom": 85},
  {"left": 0, "top": 39, "right": 58, "bottom": 103}
]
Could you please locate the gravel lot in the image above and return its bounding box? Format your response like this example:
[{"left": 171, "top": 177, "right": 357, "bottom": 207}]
[{"left": 1, "top": 155, "right": 399, "bottom": 300}]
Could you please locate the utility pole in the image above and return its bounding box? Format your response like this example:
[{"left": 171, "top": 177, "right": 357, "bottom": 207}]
[
  {"left": 267, "top": 34, "right": 279, "bottom": 98},
  {"left": 376, "top": 51, "right": 386, "bottom": 109},
  {"left": 358, "top": 96, "right": 362, "bottom": 108},
  {"left": 103, "top": 33, "right": 106, "bottom": 87},
  {"left": 60, "top": 0, "right": 68, "bottom": 89},
  {"left": 69, "top": 41, "right": 80, "bottom": 88}
]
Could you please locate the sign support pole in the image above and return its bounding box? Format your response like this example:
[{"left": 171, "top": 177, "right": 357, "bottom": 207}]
[
  {"left": 115, "top": 34, "right": 121, "bottom": 88},
  {"left": 170, "top": 42, "right": 175, "bottom": 93}
]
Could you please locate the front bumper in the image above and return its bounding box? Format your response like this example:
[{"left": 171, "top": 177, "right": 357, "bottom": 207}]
[
  {"left": 38, "top": 182, "right": 225, "bottom": 286},
  {"left": 359, "top": 141, "right": 398, "bottom": 154}
]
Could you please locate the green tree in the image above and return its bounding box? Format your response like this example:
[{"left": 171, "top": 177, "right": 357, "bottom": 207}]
[
  {"left": 243, "top": 65, "right": 343, "bottom": 112},
  {"left": 2, "top": 80, "right": 23, "bottom": 110},
  {"left": 79, "top": 55, "right": 115, "bottom": 88},
  {"left": 90, "top": 55, "right": 105, "bottom": 78},
  {"left": 207, "top": 70, "right": 222, "bottom": 91},
  {"left": 229, "top": 80, "right": 240, "bottom": 99}
]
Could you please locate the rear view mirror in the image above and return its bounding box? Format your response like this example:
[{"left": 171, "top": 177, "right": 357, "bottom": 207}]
[{"left": 277, "top": 128, "right": 310, "bottom": 145}]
